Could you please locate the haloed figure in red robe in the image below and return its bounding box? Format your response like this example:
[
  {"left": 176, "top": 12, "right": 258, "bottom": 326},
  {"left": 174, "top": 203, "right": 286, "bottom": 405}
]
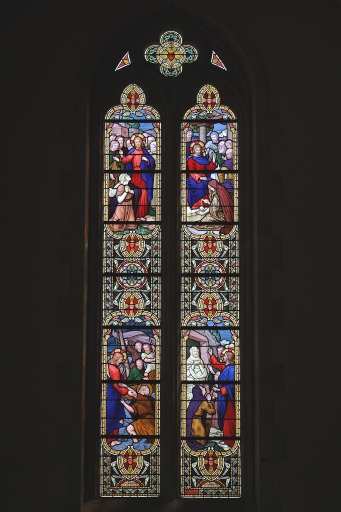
[
  {"left": 120, "top": 134, "right": 155, "bottom": 219},
  {"left": 209, "top": 347, "right": 236, "bottom": 448},
  {"left": 186, "top": 142, "right": 217, "bottom": 210}
]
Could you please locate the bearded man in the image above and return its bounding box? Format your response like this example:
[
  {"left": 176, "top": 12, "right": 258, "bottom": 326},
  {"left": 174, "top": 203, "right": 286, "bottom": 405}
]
[
  {"left": 106, "top": 350, "right": 129, "bottom": 446},
  {"left": 120, "top": 134, "right": 155, "bottom": 218},
  {"left": 186, "top": 142, "right": 217, "bottom": 210},
  {"left": 209, "top": 347, "right": 236, "bottom": 448}
]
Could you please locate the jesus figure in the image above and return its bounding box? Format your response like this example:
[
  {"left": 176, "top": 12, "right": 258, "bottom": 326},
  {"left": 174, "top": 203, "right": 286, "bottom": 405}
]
[
  {"left": 186, "top": 142, "right": 217, "bottom": 210},
  {"left": 120, "top": 134, "right": 155, "bottom": 218}
]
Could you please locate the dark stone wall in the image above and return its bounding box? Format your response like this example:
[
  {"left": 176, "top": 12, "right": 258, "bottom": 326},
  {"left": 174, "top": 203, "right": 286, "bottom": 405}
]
[{"left": 2, "top": 1, "right": 340, "bottom": 511}]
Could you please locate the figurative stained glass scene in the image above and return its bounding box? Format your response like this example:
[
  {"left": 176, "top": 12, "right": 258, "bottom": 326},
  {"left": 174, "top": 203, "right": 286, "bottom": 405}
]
[
  {"left": 180, "top": 85, "right": 241, "bottom": 497},
  {"left": 101, "top": 84, "right": 161, "bottom": 497}
]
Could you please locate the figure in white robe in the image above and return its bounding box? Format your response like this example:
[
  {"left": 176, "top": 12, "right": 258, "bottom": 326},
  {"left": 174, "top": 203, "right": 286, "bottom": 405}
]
[{"left": 186, "top": 346, "right": 208, "bottom": 400}]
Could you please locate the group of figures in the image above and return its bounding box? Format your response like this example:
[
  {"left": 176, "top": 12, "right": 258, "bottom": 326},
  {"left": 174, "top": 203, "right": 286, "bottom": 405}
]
[
  {"left": 101, "top": 83, "right": 240, "bottom": 496},
  {"left": 184, "top": 125, "right": 236, "bottom": 235},
  {"left": 105, "top": 328, "right": 157, "bottom": 450},
  {"left": 180, "top": 89, "right": 240, "bottom": 495},
  {"left": 106, "top": 121, "right": 236, "bottom": 236},
  {"left": 106, "top": 126, "right": 158, "bottom": 233},
  {"left": 184, "top": 329, "right": 237, "bottom": 453}
]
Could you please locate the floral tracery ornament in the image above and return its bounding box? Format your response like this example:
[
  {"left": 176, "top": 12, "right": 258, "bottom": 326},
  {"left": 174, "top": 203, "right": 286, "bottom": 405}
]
[
  {"left": 120, "top": 84, "right": 146, "bottom": 113},
  {"left": 197, "top": 84, "right": 220, "bottom": 112},
  {"left": 105, "top": 84, "right": 160, "bottom": 121},
  {"left": 183, "top": 84, "right": 237, "bottom": 120},
  {"left": 145, "top": 31, "right": 198, "bottom": 77}
]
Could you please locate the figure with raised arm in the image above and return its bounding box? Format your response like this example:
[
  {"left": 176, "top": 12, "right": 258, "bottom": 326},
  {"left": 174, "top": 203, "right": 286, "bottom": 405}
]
[
  {"left": 186, "top": 141, "right": 217, "bottom": 210},
  {"left": 106, "top": 349, "right": 129, "bottom": 447},
  {"left": 208, "top": 347, "right": 236, "bottom": 448},
  {"left": 120, "top": 134, "right": 155, "bottom": 218}
]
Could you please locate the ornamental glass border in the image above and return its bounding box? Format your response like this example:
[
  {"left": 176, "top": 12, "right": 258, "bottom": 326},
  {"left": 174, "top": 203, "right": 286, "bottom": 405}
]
[
  {"left": 100, "top": 84, "right": 162, "bottom": 497},
  {"left": 180, "top": 84, "right": 241, "bottom": 498}
]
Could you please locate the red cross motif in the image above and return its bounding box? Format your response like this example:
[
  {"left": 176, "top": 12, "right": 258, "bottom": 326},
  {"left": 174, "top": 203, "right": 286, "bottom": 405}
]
[
  {"left": 126, "top": 91, "right": 140, "bottom": 111},
  {"left": 203, "top": 235, "right": 217, "bottom": 255},
  {"left": 203, "top": 296, "right": 217, "bottom": 317},
  {"left": 125, "top": 295, "right": 139, "bottom": 316},
  {"left": 126, "top": 234, "right": 140, "bottom": 254},
  {"left": 203, "top": 449, "right": 218, "bottom": 473},
  {"left": 203, "top": 91, "right": 216, "bottom": 110},
  {"left": 122, "top": 448, "right": 138, "bottom": 472}
]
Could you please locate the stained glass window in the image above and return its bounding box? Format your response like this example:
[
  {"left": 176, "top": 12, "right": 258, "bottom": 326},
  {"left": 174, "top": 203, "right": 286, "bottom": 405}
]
[
  {"left": 145, "top": 30, "right": 198, "bottom": 77},
  {"left": 100, "top": 84, "right": 161, "bottom": 497},
  {"left": 99, "top": 79, "right": 242, "bottom": 499},
  {"left": 180, "top": 85, "right": 241, "bottom": 497}
]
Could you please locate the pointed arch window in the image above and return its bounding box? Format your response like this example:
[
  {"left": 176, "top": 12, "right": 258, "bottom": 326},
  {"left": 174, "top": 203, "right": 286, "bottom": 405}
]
[
  {"left": 180, "top": 85, "right": 241, "bottom": 497},
  {"left": 100, "top": 85, "right": 161, "bottom": 497},
  {"left": 94, "top": 42, "right": 245, "bottom": 501}
]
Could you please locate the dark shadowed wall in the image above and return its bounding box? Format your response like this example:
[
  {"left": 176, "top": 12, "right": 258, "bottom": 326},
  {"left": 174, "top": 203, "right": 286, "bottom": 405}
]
[{"left": 2, "top": 1, "right": 340, "bottom": 511}]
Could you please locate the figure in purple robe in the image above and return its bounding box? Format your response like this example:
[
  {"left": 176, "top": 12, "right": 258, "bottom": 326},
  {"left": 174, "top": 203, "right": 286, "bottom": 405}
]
[{"left": 186, "top": 385, "right": 215, "bottom": 451}]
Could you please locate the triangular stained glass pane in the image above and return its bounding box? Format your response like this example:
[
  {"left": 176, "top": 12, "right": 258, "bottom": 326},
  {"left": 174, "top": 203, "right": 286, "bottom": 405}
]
[
  {"left": 211, "top": 51, "right": 226, "bottom": 71},
  {"left": 115, "top": 52, "right": 131, "bottom": 71}
]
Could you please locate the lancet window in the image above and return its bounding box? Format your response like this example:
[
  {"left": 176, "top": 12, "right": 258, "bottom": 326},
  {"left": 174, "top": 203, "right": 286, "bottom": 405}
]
[
  {"left": 100, "top": 84, "right": 161, "bottom": 497},
  {"left": 98, "top": 81, "right": 241, "bottom": 498},
  {"left": 180, "top": 85, "right": 241, "bottom": 497}
]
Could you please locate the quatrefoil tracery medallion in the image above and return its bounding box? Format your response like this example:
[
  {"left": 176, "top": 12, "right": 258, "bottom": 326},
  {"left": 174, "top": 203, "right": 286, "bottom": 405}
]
[{"left": 145, "top": 31, "right": 198, "bottom": 77}]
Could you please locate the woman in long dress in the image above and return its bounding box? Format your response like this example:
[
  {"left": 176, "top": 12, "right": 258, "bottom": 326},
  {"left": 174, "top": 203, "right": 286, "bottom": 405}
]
[
  {"left": 108, "top": 173, "right": 137, "bottom": 232},
  {"left": 207, "top": 179, "right": 234, "bottom": 235}
]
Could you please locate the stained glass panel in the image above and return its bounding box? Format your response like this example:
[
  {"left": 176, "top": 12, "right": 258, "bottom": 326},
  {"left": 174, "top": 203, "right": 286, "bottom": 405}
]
[
  {"left": 211, "top": 51, "right": 227, "bottom": 71},
  {"left": 100, "top": 85, "right": 161, "bottom": 497},
  {"left": 115, "top": 51, "right": 131, "bottom": 71},
  {"left": 180, "top": 85, "right": 241, "bottom": 498},
  {"left": 145, "top": 31, "right": 198, "bottom": 77}
]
